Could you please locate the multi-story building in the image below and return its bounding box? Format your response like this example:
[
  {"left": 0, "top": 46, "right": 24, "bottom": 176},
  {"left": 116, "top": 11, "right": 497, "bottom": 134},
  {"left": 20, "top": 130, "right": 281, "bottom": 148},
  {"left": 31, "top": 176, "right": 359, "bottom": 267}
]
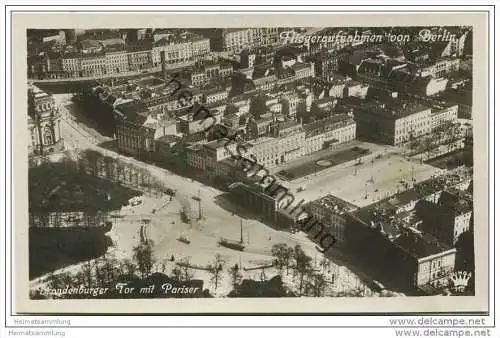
[
  {"left": 309, "top": 51, "right": 340, "bottom": 81},
  {"left": 354, "top": 101, "right": 432, "bottom": 146},
  {"left": 191, "top": 36, "right": 212, "bottom": 57},
  {"left": 344, "top": 80, "right": 369, "bottom": 99},
  {"left": 389, "top": 70, "right": 449, "bottom": 97},
  {"left": 221, "top": 28, "right": 281, "bottom": 54},
  {"left": 246, "top": 114, "right": 275, "bottom": 138},
  {"left": 104, "top": 46, "right": 129, "bottom": 74},
  {"left": 28, "top": 84, "right": 64, "bottom": 155},
  {"left": 43, "top": 51, "right": 63, "bottom": 75},
  {"left": 190, "top": 60, "right": 233, "bottom": 87},
  {"left": 420, "top": 58, "right": 460, "bottom": 78},
  {"left": 430, "top": 104, "right": 459, "bottom": 131},
  {"left": 204, "top": 86, "right": 231, "bottom": 105},
  {"left": 291, "top": 62, "right": 315, "bottom": 80},
  {"left": 303, "top": 114, "right": 357, "bottom": 154},
  {"left": 307, "top": 195, "right": 358, "bottom": 245},
  {"left": 127, "top": 43, "right": 153, "bottom": 71},
  {"left": 80, "top": 52, "right": 107, "bottom": 77},
  {"left": 79, "top": 39, "right": 103, "bottom": 55},
  {"left": 151, "top": 30, "right": 210, "bottom": 67},
  {"left": 114, "top": 100, "right": 152, "bottom": 156},
  {"left": 39, "top": 30, "right": 66, "bottom": 44},
  {"left": 328, "top": 78, "right": 349, "bottom": 99},
  {"left": 417, "top": 188, "right": 473, "bottom": 246},
  {"left": 257, "top": 27, "right": 281, "bottom": 46},
  {"left": 394, "top": 229, "right": 457, "bottom": 290},
  {"left": 61, "top": 53, "right": 82, "bottom": 77},
  {"left": 348, "top": 201, "right": 457, "bottom": 290},
  {"left": 253, "top": 73, "right": 277, "bottom": 91},
  {"left": 152, "top": 41, "right": 190, "bottom": 66},
  {"left": 245, "top": 119, "right": 305, "bottom": 168},
  {"left": 178, "top": 108, "right": 223, "bottom": 135},
  {"left": 280, "top": 92, "right": 302, "bottom": 118},
  {"left": 222, "top": 28, "right": 252, "bottom": 53},
  {"left": 185, "top": 144, "right": 205, "bottom": 170},
  {"left": 201, "top": 138, "right": 238, "bottom": 172}
]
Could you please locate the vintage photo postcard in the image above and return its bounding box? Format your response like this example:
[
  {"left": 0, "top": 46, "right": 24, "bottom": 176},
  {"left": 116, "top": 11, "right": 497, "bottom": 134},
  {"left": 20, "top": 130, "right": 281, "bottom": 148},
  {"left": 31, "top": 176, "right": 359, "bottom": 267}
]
[{"left": 11, "top": 11, "right": 490, "bottom": 314}]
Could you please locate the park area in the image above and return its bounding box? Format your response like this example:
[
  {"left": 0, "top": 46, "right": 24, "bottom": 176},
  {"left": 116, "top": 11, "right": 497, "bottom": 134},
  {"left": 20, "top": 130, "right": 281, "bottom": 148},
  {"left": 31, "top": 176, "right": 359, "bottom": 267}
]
[
  {"left": 28, "top": 159, "right": 142, "bottom": 278},
  {"left": 276, "top": 146, "right": 371, "bottom": 181},
  {"left": 29, "top": 159, "right": 141, "bottom": 214}
]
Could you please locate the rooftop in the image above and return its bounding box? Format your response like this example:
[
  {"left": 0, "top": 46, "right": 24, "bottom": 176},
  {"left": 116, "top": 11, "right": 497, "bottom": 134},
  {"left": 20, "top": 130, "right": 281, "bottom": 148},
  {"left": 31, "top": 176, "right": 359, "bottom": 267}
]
[
  {"left": 79, "top": 39, "right": 102, "bottom": 50},
  {"left": 393, "top": 231, "right": 454, "bottom": 260},
  {"left": 103, "top": 44, "right": 127, "bottom": 53},
  {"left": 113, "top": 100, "right": 149, "bottom": 123},
  {"left": 352, "top": 202, "right": 401, "bottom": 239},
  {"left": 153, "top": 32, "right": 207, "bottom": 46},
  {"left": 304, "top": 114, "right": 355, "bottom": 138},
  {"left": 155, "top": 134, "right": 181, "bottom": 144},
  {"left": 203, "top": 138, "right": 233, "bottom": 151},
  {"left": 352, "top": 166, "right": 471, "bottom": 231},
  {"left": 133, "top": 76, "right": 166, "bottom": 88},
  {"left": 291, "top": 62, "right": 312, "bottom": 71},
  {"left": 100, "top": 38, "right": 125, "bottom": 47},
  {"left": 126, "top": 41, "right": 153, "bottom": 52},
  {"left": 438, "top": 188, "right": 473, "bottom": 215},
  {"left": 225, "top": 28, "right": 250, "bottom": 34},
  {"left": 387, "top": 189, "right": 422, "bottom": 208},
  {"left": 309, "top": 194, "right": 358, "bottom": 215},
  {"left": 358, "top": 100, "right": 431, "bottom": 120}
]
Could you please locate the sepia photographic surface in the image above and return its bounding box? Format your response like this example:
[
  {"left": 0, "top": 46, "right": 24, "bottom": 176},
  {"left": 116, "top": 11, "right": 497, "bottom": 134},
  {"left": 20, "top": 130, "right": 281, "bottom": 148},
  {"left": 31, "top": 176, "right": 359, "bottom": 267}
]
[{"left": 12, "top": 11, "right": 489, "bottom": 314}]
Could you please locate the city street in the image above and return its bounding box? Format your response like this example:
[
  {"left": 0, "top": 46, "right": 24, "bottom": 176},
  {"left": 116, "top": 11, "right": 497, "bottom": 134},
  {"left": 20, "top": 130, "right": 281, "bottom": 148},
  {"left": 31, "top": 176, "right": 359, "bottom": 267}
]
[{"left": 42, "top": 93, "right": 375, "bottom": 297}]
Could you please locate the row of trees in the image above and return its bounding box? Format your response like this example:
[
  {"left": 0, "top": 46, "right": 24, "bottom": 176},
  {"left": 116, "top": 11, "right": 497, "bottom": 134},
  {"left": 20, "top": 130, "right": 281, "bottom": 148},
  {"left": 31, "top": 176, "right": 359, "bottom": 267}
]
[
  {"left": 36, "top": 241, "right": 371, "bottom": 298},
  {"left": 34, "top": 240, "right": 155, "bottom": 299},
  {"left": 271, "top": 243, "right": 332, "bottom": 297},
  {"left": 407, "top": 121, "right": 463, "bottom": 158}
]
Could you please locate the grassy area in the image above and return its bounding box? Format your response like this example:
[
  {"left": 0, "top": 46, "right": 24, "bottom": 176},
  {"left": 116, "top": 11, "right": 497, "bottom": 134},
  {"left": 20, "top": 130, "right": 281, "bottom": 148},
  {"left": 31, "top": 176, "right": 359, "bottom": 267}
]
[
  {"left": 29, "top": 225, "right": 113, "bottom": 279},
  {"left": 277, "top": 147, "right": 371, "bottom": 181},
  {"left": 29, "top": 160, "right": 141, "bottom": 213}
]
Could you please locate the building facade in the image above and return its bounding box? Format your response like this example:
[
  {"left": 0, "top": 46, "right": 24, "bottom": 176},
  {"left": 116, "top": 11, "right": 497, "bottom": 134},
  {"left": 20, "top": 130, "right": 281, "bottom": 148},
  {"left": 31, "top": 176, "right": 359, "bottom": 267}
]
[
  {"left": 355, "top": 102, "right": 432, "bottom": 146},
  {"left": 245, "top": 120, "right": 305, "bottom": 169},
  {"left": 190, "top": 61, "right": 233, "bottom": 87},
  {"left": 127, "top": 48, "right": 153, "bottom": 72},
  {"left": 430, "top": 104, "right": 459, "bottom": 131},
  {"left": 307, "top": 195, "right": 358, "bottom": 245},
  {"left": 421, "top": 58, "right": 460, "bottom": 78},
  {"left": 80, "top": 53, "right": 107, "bottom": 77},
  {"left": 303, "top": 114, "right": 357, "bottom": 154},
  {"left": 28, "top": 84, "right": 64, "bottom": 156},
  {"left": 105, "top": 49, "right": 130, "bottom": 74}
]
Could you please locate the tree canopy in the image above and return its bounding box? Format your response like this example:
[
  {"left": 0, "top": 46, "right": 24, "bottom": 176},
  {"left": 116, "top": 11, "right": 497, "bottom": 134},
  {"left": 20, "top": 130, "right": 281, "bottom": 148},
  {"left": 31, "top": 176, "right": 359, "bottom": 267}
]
[{"left": 249, "top": 94, "right": 267, "bottom": 119}]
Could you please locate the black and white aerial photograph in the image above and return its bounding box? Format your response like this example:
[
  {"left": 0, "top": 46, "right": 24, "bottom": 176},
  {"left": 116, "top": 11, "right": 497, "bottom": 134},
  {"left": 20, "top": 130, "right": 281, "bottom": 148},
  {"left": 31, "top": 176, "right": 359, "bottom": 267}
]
[{"left": 26, "top": 25, "right": 478, "bottom": 303}]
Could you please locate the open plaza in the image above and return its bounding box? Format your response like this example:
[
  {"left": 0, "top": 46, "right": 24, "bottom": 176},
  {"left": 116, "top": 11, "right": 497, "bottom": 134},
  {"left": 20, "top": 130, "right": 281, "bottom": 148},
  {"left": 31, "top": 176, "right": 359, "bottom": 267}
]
[{"left": 272, "top": 141, "right": 444, "bottom": 208}]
